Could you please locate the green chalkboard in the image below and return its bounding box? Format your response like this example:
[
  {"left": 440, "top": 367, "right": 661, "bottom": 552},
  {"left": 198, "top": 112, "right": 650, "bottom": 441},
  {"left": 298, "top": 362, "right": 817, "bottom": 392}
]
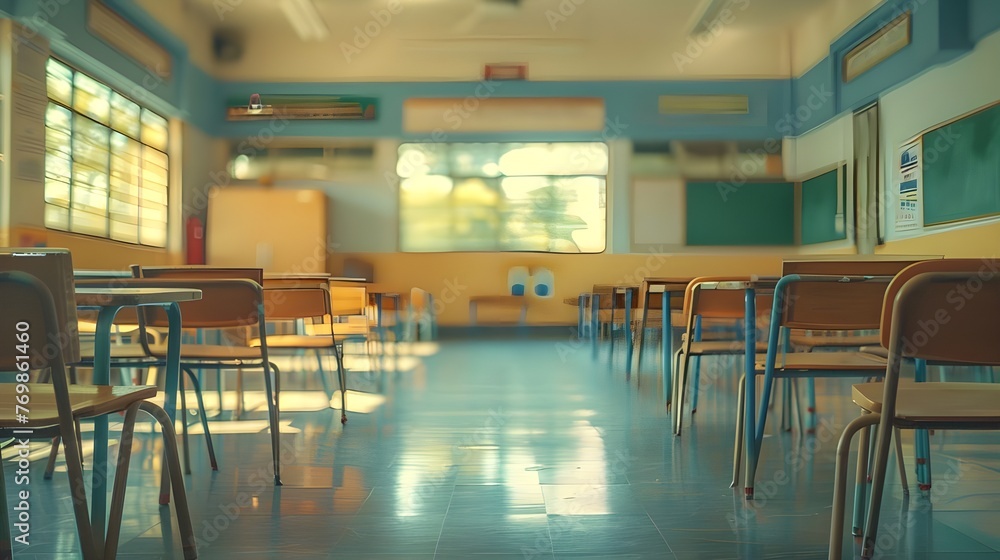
[
  {"left": 801, "top": 167, "right": 846, "bottom": 244},
  {"left": 922, "top": 102, "right": 1000, "bottom": 225},
  {"left": 685, "top": 181, "right": 795, "bottom": 246}
]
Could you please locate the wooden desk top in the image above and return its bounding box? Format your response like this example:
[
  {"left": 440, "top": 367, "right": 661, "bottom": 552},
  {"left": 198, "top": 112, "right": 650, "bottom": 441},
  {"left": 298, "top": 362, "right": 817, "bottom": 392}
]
[
  {"left": 644, "top": 277, "right": 694, "bottom": 285},
  {"left": 700, "top": 277, "right": 780, "bottom": 291},
  {"left": 73, "top": 269, "right": 133, "bottom": 279},
  {"left": 75, "top": 287, "right": 203, "bottom": 308}
]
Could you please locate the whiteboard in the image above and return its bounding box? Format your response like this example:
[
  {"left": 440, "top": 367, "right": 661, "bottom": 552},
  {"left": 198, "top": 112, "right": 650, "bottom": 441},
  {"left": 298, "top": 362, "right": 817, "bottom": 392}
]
[{"left": 632, "top": 178, "right": 685, "bottom": 246}]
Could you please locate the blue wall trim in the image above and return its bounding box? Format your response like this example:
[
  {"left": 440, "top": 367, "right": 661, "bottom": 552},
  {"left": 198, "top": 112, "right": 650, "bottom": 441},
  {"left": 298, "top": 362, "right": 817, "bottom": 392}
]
[{"left": 5, "top": 0, "right": 1000, "bottom": 141}]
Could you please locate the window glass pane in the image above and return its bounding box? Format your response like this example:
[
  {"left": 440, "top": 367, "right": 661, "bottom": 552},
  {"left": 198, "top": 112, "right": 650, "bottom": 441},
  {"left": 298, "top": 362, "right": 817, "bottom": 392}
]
[
  {"left": 140, "top": 109, "right": 168, "bottom": 151},
  {"left": 46, "top": 59, "right": 73, "bottom": 106},
  {"left": 110, "top": 93, "right": 141, "bottom": 138},
  {"left": 73, "top": 73, "right": 111, "bottom": 124},
  {"left": 70, "top": 208, "right": 108, "bottom": 237},
  {"left": 398, "top": 142, "right": 607, "bottom": 253},
  {"left": 110, "top": 220, "right": 139, "bottom": 244},
  {"left": 45, "top": 204, "right": 70, "bottom": 231},
  {"left": 44, "top": 180, "right": 71, "bottom": 207},
  {"left": 140, "top": 225, "right": 167, "bottom": 248}
]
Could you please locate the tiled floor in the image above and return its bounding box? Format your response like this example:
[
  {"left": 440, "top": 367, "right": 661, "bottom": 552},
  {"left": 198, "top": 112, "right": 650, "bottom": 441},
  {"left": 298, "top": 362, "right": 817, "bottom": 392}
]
[{"left": 5, "top": 334, "right": 1000, "bottom": 559}]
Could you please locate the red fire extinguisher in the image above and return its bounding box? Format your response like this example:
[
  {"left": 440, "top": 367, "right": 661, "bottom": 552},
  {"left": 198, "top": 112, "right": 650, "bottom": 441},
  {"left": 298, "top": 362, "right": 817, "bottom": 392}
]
[{"left": 186, "top": 216, "right": 205, "bottom": 264}]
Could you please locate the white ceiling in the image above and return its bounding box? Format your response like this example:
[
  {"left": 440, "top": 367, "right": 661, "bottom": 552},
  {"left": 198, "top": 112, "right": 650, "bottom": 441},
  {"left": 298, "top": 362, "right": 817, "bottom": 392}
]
[{"left": 165, "top": 0, "right": 882, "bottom": 81}]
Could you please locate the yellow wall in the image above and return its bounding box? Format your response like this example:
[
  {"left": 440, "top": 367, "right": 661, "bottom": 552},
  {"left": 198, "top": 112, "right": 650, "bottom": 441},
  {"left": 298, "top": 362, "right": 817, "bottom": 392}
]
[
  {"left": 330, "top": 252, "right": 786, "bottom": 326},
  {"left": 876, "top": 220, "right": 1000, "bottom": 258},
  {"left": 5, "top": 226, "right": 180, "bottom": 269}
]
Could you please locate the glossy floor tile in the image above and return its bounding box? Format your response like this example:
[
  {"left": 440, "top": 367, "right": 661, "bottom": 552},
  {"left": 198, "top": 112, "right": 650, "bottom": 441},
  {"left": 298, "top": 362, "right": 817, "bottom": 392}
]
[{"left": 4, "top": 336, "right": 1000, "bottom": 559}]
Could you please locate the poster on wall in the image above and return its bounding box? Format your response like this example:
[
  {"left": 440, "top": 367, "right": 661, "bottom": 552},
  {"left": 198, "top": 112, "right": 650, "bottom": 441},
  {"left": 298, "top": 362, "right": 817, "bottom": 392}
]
[{"left": 895, "top": 140, "right": 922, "bottom": 231}]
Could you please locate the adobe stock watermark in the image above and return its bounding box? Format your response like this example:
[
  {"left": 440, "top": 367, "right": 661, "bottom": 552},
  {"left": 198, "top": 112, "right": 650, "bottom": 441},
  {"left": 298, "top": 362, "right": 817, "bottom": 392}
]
[
  {"left": 716, "top": 82, "right": 834, "bottom": 202},
  {"left": 341, "top": 0, "right": 404, "bottom": 63},
  {"left": 898, "top": 258, "right": 1000, "bottom": 355},
  {"left": 674, "top": 0, "right": 750, "bottom": 72},
  {"left": 545, "top": 0, "right": 588, "bottom": 31},
  {"left": 383, "top": 78, "right": 502, "bottom": 192},
  {"left": 727, "top": 416, "right": 839, "bottom": 530},
  {"left": 194, "top": 437, "right": 299, "bottom": 550},
  {"left": 521, "top": 449, "right": 633, "bottom": 559},
  {"left": 555, "top": 246, "right": 668, "bottom": 362}
]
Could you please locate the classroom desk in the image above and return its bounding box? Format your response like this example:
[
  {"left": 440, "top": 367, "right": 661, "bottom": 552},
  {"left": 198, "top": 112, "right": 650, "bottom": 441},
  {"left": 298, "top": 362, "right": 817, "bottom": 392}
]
[
  {"left": 695, "top": 276, "right": 778, "bottom": 499},
  {"left": 74, "top": 286, "right": 201, "bottom": 551},
  {"left": 637, "top": 278, "right": 692, "bottom": 405}
]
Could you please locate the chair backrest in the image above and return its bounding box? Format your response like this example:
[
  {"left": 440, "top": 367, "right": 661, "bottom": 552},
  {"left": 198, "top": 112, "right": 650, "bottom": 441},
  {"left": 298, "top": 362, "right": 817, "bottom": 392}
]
[
  {"left": 610, "top": 286, "right": 639, "bottom": 311},
  {"left": 0, "top": 249, "right": 81, "bottom": 367},
  {"left": 782, "top": 255, "right": 942, "bottom": 276},
  {"left": 881, "top": 259, "right": 1000, "bottom": 364},
  {"left": 263, "top": 273, "right": 331, "bottom": 290},
  {"left": 263, "top": 287, "right": 330, "bottom": 321},
  {"left": 685, "top": 276, "right": 773, "bottom": 321},
  {"left": 779, "top": 276, "right": 893, "bottom": 331},
  {"left": 330, "top": 285, "right": 367, "bottom": 316},
  {"left": 131, "top": 266, "right": 266, "bottom": 329},
  {"left": 410, "top": 287, "right": 431, "bottom": 314},
  {"left": 136, "top": 265, "right": 264, "bottom": 285},
  {"left": 641, "top": 280, "right": 686, "bottom": 312}
]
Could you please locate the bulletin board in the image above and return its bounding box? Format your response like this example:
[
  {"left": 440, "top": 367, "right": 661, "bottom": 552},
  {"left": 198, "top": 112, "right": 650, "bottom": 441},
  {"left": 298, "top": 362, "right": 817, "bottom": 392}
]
[{"left": 206, "top": 187, "right": 328, "bottom": 272}]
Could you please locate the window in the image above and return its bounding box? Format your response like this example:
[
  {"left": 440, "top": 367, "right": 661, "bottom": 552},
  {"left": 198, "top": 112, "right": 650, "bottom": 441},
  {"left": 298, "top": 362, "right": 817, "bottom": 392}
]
[
  {"left": 397, "top": 142, "right": 607, "bottom": 253},
  {"left": 44, "top": 59, "right": 169, "bottom": 247}
]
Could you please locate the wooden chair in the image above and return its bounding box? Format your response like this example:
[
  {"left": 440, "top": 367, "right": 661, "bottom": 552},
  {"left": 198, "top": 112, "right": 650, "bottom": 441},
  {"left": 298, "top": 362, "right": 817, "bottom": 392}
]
[
  {"left": 768, "top": 256, "right": 942, "bottom": 483},
  {"left": 407, "top": 287, "right": 437, "bottom": 341},
  {"left": 739, "top": 274, "right": 897, "bottom": 499},
  {"left": 132, "top": 266, "right": 284, "bottom": 486},
  {"left": 673, "top": 276, "right": 771, "bottom": 436},
  {"left": 0, "top": 249, "right": 196, "bottom": 559},
  {"left": 253, "top": 281, "right": 349, "bottom": 424},
  {"left": 829, "top": 258, "right": 1000, "bottom": 560}
]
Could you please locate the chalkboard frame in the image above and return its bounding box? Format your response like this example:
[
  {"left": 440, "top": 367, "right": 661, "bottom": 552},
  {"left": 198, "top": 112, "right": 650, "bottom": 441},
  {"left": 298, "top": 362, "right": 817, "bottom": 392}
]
[{"left": 800, "top": 163, "right": 848, "bottom": 245}]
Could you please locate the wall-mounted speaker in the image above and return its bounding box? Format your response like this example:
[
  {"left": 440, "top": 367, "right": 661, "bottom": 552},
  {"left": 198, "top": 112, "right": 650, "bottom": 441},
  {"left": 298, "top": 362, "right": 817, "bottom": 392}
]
[{"left": 212, "top": 29, "right": 244, "bottom": 63}]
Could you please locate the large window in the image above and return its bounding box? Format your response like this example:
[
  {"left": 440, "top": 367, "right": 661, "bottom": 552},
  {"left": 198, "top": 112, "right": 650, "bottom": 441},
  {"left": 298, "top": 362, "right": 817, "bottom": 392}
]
[
  {"left": 397, "top": 142, "right": 607, "bottom": 253},
  {"left": 44, "top": 59, "right": 169, "bottom": 247}
]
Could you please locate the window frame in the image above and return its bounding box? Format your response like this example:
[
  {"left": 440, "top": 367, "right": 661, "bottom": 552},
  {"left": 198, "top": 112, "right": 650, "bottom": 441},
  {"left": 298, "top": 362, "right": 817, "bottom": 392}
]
[{"left": 44, "top": 57, "right": 170, "bottom": 248}]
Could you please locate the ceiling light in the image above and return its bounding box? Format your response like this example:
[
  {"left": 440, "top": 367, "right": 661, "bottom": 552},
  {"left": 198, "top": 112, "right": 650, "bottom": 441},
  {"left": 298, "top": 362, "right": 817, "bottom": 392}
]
[{"left": 280, "top": 0, "right": 329, "bottom": 41}]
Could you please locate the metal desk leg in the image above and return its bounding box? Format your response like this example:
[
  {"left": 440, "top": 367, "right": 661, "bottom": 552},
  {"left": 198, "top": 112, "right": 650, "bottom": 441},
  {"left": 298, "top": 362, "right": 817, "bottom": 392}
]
[
  {"left": 91, "top": 305, "right": 122, "bottom": 551},
  {"left": 662, "top": 291, "right": 672, "bottom": 407},
  {"left": 742, "top": 288, "right": 757, "bottom": 500}
]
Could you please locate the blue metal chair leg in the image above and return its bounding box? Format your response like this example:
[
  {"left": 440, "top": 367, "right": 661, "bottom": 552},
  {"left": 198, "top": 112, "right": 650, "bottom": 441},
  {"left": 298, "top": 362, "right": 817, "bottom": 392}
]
[
  {"left": 690, "top": 316, "right": 702, "bottom": 414},
  {"left": 914, "top": 359, "right": 931, "bottom": 491}
]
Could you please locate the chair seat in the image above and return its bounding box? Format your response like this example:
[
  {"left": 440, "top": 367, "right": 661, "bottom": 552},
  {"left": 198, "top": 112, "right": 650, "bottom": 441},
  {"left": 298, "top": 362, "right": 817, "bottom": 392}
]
[
  {"left": 686, "top": 340, "right": 769, "bottom": 355},
  {"left": 860, "top": 345, "right": 889, "bottom": 359},
  {"left": 853, "top": 382, "right": 1000, "bottom": 422},
  {"left": 147, "top": 343, "right": 264, "bottom": 362},
  {"left": 250, "top": 335, "right": 335, "bottom": 349},
  {"left": 789, "top": 333, "right": 882, "bottom": 349},
  {"left": 0, "top": 384, "right": 157, "bottom": 427},
  {"left": 78, "top": 340, "right": 155, "bottom": 361},
  {"left": 303, "top": 323, "right": 369, "bottom": 337},
  {"left": 756, "top": 351, "right": 887, "bottom": 372}
]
